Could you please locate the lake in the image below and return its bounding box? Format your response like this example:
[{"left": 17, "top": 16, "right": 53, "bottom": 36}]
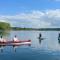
[{"left": 0, "top": 31, "right": 60, "bottom": 60}]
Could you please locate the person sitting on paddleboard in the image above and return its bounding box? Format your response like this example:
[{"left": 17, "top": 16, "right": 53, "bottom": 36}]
[
  {"left": 0, "top": 36, "right": 4, "bottom": 42},
  {"left": 13, "top": 35, "right": 19, "bottom": 42},
  {"left": 0, "top": 36, "right": 6, "bottom": 42}
]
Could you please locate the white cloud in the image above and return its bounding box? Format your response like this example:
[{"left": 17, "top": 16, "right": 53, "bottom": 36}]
[
  {"left": 2, "top": 11, "right": 44, "bottom": 20},
  {"left": 0, "top": 9, "right": 60, "bottom": 28},
  {"left": 46, "top": 9, "right": 60, "bottom": 18},
  {"left": 2, "top": 9, "right": 60, "bottom": 21}
]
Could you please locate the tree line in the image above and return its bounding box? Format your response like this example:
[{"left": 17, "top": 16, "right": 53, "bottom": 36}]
[{"left": 0, "top": 22, "right": 60, "bottom": 31}]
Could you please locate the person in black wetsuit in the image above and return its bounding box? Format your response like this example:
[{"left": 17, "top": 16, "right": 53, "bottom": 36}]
[
  {"left": 58, "top": 33, "right": 60, "bottom": 43},
  {"left": 38, "top": 33, "right": 42, "bottom": 44},
  {"left": 58, "top": 33, "right": 60, "bottom": 40},
  {"left": 39, "top": 33, "right": 42, "bottom": 39}
]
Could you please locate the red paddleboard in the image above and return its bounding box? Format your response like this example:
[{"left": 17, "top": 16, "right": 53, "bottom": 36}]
[{"left": 0, "top": 40, "right": 31, "bottom": 46}]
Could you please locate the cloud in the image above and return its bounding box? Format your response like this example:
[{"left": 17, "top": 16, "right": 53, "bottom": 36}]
[
  {"left": 1, "top": 11, "right": 44, "bottom": 20},
  {"left": 2, "top": 9, "right": 60, "bottom": 21},
  {"left": 0, "top": 9, "right": 60, "bottom": 28},
  {"left": 46, "top": 9, "right": 60, "bottom": 18}
]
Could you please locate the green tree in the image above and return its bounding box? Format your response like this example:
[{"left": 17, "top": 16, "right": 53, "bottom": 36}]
[{"left": 0, "top": 22, "right": 11, "bottom": 30}]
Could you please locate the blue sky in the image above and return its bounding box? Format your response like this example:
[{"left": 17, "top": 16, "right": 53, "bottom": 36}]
[
  {"left": 0, "top": 0, "right": 60, "bottom": 28},
  {"left": 0, "top": 0, "right": 60, "bottom": 14}
]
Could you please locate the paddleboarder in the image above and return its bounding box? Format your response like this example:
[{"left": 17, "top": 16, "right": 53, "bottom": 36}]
[{"left": 13, "top": 35, "right": 19, "bottom": 42}]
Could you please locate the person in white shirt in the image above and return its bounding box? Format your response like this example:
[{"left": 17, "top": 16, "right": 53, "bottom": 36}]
[
  {"left": 13, "top": 35, "right": 18, "bottom": 42},
  {"left": 0, "top": 36, "right": 4, "bottom": 42},
  {"left": 0, "top": 36, "right": 7, "bottom": 42}
]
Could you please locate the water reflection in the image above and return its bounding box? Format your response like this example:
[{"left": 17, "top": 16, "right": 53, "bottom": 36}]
[
  {"left": 0, "top": 44, "right": 31, "bottom": 53},
  {"left": 0, "top": 45, "right": 5, "bottom": 53},
  {"left": 39, "top": 39, "right": 43, "bottom": 44},
  {"left": 13, "top": 44, "right": 31, "bottom": 52},
  {"left": 13, "top": 45, "right": 18, "bottom": 52}
]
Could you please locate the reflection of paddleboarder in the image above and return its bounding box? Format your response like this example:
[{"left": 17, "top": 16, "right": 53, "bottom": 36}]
[
  {"left": 13, "top": 45, "right": 20, "bottom": 52},
  {"left": 1, "top": 46, "right": 3, "bottom": 53},
  {"left": 0, "top": 45, "right": 4, "bottom": 53},
  {"left": 13, "top": 45, "right": 18, "bottom": 52}
]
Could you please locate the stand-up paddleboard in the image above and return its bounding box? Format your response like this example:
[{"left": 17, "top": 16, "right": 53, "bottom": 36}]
[{"left": 0, "top": 40, "right": 31, "bottom": 46}]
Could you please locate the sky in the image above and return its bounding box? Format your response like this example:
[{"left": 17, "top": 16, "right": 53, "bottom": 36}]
[{"left": 0, "top": 0, "right": 60, "bottom": 28}]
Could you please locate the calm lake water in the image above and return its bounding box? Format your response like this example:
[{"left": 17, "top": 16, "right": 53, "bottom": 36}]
[{"left": 0, "top": 31, "right": 60, "bottom": 60}]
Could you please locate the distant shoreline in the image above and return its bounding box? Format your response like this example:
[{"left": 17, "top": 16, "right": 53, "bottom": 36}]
[{"left": 11, "top": 27, "right": 60, "bottom": 31}]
